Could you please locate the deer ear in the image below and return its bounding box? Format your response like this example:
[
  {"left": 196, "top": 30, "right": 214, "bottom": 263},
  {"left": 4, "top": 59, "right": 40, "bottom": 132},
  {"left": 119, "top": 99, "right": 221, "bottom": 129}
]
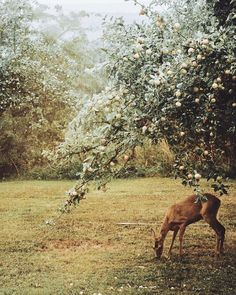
[{"left": 151, "top": 228, "right": 156, "bottom": 239}]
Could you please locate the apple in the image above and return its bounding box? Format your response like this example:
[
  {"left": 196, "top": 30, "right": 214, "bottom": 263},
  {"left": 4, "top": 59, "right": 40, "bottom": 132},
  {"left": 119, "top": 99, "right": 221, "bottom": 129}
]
[
  {"left": 212, "top": 83, "right": 218, "bottom": 89},
  {"left": 142, "top": 125, "right": 148, "bottom": 133},
  {"left": 216, "top": 176, "right": 222, "bottom": 182},
  {"left": 188, "top": 48, "right": 195, "bottom": 54},
  {"left": 194, "top": 173, "right": 202, "bottom": 180},
  {"left": 173, "top": 23, "right": 181, "bottom": 30},
  {"left": 181, "top": 69, "right": 187, "bottom": 74},
  {"left": 137, "top": 37, "right": 145, "bottom": 43},
  {"left": 175, "top": 90, "right": 182, "bottom": 97},
  {"left": 156, "top": 20, "right": 163, "bottom": 28},
  {"left": 154, "top": 79, "right": 161, "bottom": 86},
  {"left": 139, "top": 9, "right": 146, "bottom": 16},
  {"left": 136, "top": 44, "right": 144, "bottom": 51},
  {"left": 188, "top": 174, "right": 193, "bottom": 179},
  {"left": 201, "top": 39, "right": 209, "bottom": 45},
  {"left": 124, "top": 155, "right": 129, "bottom": 161},
  {"left": 197, "top": 54, "right": 203, "bottom": 61},
  {"left": 115, "top": 95, "right": 120, "bottom": 101},
  {"left": 161, "top": 117, "right": 166, "bottom": 121},
  {"left": 181, "top": 62, "right": 188, "bottom": 69}
]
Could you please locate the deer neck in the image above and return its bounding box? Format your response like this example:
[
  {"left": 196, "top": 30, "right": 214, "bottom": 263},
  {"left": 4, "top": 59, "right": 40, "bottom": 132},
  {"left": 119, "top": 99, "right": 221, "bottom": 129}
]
[{"left": 159, "top": 218, "right": 170, "bottom": 241}]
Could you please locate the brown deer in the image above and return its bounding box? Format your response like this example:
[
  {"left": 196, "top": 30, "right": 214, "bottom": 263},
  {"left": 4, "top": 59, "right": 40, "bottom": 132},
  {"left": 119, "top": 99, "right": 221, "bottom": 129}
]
[{"left": 152, "top": 193, "right": 225, "bottom": 259}]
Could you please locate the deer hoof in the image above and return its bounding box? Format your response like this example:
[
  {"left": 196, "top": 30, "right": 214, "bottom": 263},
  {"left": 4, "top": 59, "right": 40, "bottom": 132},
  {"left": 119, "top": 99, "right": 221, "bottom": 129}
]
[
  {"left": 214, "top": 252, "right": 221, "bottom": 258},
  {"left": 167, "top": 255, "right": 172, "bottom": 261}
]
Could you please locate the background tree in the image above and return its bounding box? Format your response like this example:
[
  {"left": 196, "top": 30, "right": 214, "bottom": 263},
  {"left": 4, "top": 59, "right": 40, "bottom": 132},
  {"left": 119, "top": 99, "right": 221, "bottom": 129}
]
[{"left": 0, "top": 0, "right": 105, "bottom": 178}]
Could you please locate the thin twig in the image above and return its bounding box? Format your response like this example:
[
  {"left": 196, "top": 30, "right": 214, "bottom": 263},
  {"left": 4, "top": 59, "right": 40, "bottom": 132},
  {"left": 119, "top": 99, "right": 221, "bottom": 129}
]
[{"left": 116, "top": 222, "right": 209, "bottom": 226}]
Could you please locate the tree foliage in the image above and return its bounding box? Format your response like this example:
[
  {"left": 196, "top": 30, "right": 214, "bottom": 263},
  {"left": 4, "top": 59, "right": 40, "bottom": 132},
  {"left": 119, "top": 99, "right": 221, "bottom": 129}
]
[
  {"left": 0, "top": 0, "right": 105, "bottom": 177},
  {"left": 55, "top": 0, "right": 236, "bottom": 212}
]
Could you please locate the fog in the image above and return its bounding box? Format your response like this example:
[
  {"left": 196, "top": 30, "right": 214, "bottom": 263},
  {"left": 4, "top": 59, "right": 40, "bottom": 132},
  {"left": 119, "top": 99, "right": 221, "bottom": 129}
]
[
  {"left": 38, "top": 0, "right": 151, "bottom": 14},
  {"left": 38, "top": 0, "right": 152, "bottom": 40}
]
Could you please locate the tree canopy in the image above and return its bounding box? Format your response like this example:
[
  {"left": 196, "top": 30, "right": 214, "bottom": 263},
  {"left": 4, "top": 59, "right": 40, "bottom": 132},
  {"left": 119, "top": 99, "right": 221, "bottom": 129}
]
[{"left": 55, "top": 0, "right": 236, "bottom": 212}]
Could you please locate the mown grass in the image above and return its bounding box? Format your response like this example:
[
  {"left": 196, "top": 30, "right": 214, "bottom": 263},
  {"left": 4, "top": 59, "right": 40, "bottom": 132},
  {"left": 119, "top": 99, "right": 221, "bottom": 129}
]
[{"left": 0, "top": 178, "right": 235, "bottom": 295}]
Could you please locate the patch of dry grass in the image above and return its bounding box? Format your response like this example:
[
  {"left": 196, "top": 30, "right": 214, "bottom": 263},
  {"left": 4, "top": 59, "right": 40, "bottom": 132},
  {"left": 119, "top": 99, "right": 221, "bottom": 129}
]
[{"left": 0, "top": 178, "right": 235, "bottom": 294}]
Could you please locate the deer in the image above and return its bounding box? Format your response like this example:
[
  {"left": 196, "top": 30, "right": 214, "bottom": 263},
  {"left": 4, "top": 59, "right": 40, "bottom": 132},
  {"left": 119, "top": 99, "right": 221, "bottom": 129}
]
[{"left": 152, "top": 193, "right": 225, "bottom": 259}]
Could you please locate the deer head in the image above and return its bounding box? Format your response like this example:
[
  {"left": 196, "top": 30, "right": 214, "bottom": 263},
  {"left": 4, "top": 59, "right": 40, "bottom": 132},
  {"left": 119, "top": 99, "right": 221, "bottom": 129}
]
[{"left": 151, "top": 229, "right": 164, "bottom": 259}]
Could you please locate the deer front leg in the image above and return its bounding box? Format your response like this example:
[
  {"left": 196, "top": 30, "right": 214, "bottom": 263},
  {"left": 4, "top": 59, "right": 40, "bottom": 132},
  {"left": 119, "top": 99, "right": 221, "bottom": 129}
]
[
  {"left": 179, "top": 225, "right": 186, "bottom": 256},
  {"left": 167, "top": 229, "right": 179, "bottom": 259}
]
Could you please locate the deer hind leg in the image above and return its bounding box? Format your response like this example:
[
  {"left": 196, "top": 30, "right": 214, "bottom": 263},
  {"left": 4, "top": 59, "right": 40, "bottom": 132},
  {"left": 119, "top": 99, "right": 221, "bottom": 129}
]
[
  {"left": 168, "top": 229, "right": 179, "bottom": 259},
  {"left": 216, "top": 221, "right": 225, "bottom": 254},
  {"left": 202, "top": 215, "right": 225, "bottom": 256}
]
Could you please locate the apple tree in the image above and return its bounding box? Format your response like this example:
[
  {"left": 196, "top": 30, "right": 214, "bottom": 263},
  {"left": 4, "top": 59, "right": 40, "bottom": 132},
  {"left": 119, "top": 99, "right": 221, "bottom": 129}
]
[{"left": 55, "top": 0, "right": 236, "bottom": 212}]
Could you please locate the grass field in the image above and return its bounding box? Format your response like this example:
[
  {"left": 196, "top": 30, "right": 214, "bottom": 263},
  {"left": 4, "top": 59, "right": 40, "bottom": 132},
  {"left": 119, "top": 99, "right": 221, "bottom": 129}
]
[{"left": 0, "top": 177, "right": 235, "bottom": 295}]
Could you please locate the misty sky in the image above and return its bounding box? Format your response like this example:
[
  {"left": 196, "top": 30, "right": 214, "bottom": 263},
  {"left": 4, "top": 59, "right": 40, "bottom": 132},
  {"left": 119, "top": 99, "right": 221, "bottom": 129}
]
[
  {"left": 38, "top": 0, "right": 151, "bottom": 15},
  {"left": 38, "top": 0, "right": 152, "bottom": 40}
]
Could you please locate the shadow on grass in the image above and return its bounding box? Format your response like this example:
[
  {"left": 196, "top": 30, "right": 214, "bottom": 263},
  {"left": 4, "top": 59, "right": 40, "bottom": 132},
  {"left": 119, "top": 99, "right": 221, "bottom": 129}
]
[{"left": 104, "top": 246, "right": 236, "bottom": 295}]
